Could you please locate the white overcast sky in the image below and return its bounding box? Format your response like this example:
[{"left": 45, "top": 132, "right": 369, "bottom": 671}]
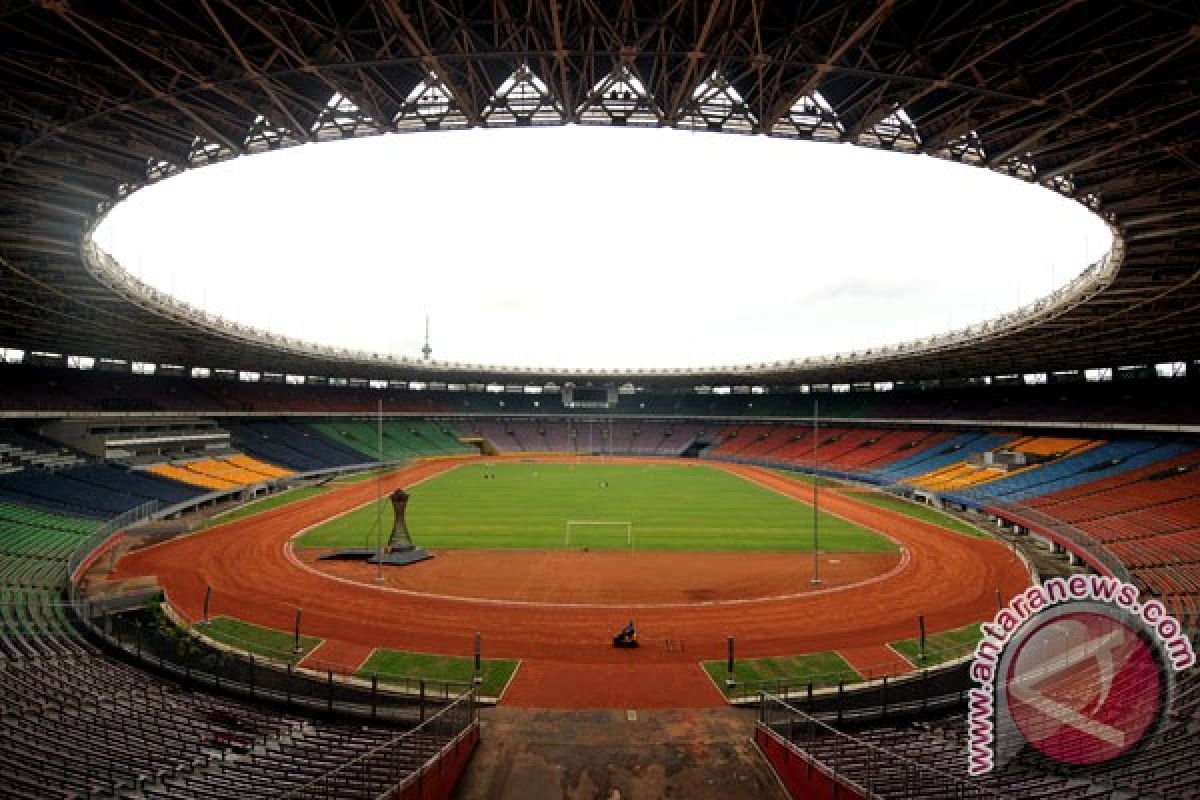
[{"left": 94, "top": 126, "right": 1112, "bottom": 370}]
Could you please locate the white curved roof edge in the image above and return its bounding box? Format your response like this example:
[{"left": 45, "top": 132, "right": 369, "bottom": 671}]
[
  {"left": 81, "top": 122, "right": 1122, "bottom": 382},
  {"left": 80, "top": 229, "right": 1122, "bottom": 379}
]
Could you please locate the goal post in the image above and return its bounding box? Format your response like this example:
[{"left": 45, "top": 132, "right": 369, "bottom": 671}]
[{"left": 564, "top": 520, "right": 633, "bottom": 550}]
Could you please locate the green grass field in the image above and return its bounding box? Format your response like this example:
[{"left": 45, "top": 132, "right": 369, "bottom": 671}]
[
  {"left": 891, "top": 622, "right": 983, "bottom": 666},
  {"left": 849, "top": 492, "right": 988, "bottom": 538},
  {"left": 357, "top": 649, "right": 518, "bottom": 697},
  {"left": 199, "top": 468, "right": 403, "bottom": 531},
  {"left": 190, "top": 617, "right": 516, "bottom": 692},
  {"left": 332, "top": 469, "right": 395, "bottom": 484},
  {"left": 769, "top": 469, "right": 851, "bottom": 488},
  {"left": 203, "top": 487, "right": 329, "bottom": 529},
  {"left": 296, "top": 462, "right": 895, "bottom": 552},
  {"left": 702, "top": 651, "right": 860, "bottom": 696},
  {"left": 196, "top": 616, "right": 321, "bottom": 662}
]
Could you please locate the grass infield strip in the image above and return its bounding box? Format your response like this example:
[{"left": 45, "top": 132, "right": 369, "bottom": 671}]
[
  {"left": 357, "top": 649, "right": 518, "bottom": 697},
  {"left": 702, "top": 651, "right": 860, "bottom": 697},
  {"left": 890, "top": 622, "right": 984, "bottom": 667},
  {"left": 203, "top": 487, "right": 329, "bottom": 529},
  {"left": 193, "top": 617, "right": 517, "bottom": 695},
  {"left": 296, "top": 462, "right": 896, "bottom": 552},
  {"left": 197, "top": 616, "right": 322, "bottom": 661},
  {"left": 202, "top": 467, "right": 400, "bottom": 530},
  {"left": 332, "top": 469, "right": 397, "bottom": 485},
  {"left": 768, "top": 469, "right": 852, "bottom": 488},
  {"left": 848, "top": 492, "right": 989, "bottom": 539}
]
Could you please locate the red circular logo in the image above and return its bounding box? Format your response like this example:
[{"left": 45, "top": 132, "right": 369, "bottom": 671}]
[{"left": 1005, "top": 611, "right": 1162, "bottom": 765}]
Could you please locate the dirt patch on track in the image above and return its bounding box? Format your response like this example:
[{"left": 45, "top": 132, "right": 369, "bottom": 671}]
[
  {"left": 108, "top": 457, "right": 1030, "bottom": 708},
  {"left": 298, "top": 638, "right": 376, "bottom": 675},
  {"left": 838, "top": 644, "right": 914, "bottom": 680},
  {"left": 298, "top": 548, "right": 901, "bottom": 606}
]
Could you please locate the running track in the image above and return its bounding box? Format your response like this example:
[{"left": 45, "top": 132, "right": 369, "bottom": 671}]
[{"left": 110, "top": 458, "right": 1030, "bottom": 708}]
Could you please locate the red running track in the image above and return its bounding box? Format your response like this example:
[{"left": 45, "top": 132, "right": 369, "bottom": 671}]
[{"left": 110, "top": 458, "right": 1029, "bottom": 708}]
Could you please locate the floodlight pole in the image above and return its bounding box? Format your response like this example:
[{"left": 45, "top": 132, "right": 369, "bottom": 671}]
[
  {"left": 375, "top": 398, "right": 385, "bottom": 584},
  {"left": 811, "top": 399, "right": 821, "bottom": 585}
]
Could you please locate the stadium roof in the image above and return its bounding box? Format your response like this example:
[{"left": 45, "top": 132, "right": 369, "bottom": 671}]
[{"left": 0, "top": 1, "right": 1196, "bottom": 389}]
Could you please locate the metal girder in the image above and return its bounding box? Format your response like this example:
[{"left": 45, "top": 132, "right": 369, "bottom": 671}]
[
  {"left": 847, "top": 0, "right": 1081, "bottom": 140},
  {"left": 760, "top": 0, "right": 896, "bottom": 134},
  {"left": 197, "top": 0, "right": 311, "bottom": 141},
  {"left": 0, "top": 0, "right": 1195, "bottom": 388},
  {"left": 374, "top": 0, "right": 484, "bottom": 127},
  {"left": 51, "top": 9, "right": 243, "bottom": 157},
  {"left": 985, "top": 29, "right": 1197, "bottom": 167}
]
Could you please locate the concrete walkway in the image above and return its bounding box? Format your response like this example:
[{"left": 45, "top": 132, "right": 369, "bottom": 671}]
[{"left": 452, "top": 706, "right": 788, "bottom": 800}]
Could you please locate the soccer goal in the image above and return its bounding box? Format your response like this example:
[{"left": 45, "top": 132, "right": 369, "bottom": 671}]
[{"left": 564, "top": 520, "right": 633, "bottom": 550}]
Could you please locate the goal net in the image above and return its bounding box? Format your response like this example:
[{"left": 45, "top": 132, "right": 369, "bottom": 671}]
[{"left": 564, "top": 520, "right": 633, "bottom": 550}]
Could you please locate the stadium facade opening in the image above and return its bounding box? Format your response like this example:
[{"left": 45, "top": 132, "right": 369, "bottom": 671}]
[{"left": 93, "top": 125, "right": 1112, "bottom": 371}]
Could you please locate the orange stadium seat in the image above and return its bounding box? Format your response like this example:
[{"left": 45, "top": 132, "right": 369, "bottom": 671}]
[
  {"left": 146, "top": 463, "right": 238, "bottom": 491},
  {"left": 146, "top": 455, "right": 293, "bottom": 491}
]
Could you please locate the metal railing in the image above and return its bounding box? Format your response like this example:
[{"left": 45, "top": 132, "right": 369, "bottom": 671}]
[
  {"left": 62, "top": 488, "right": 475, "bottom": 725},
  {"left": 982, "top": 500, "right": 1131, "bottom": 583},
  {"left": 758, "top": 693, "right": 1010, "bottom": 799},
  {"left": 732, "top": 662, "right": 973, "bottom": 724},
  {"left": 17, "top": 487, "right": 483, "bottom": 800},
  {"left": 279, "top": 690, "right": 478, "bottom": 799},
  {"left": 65, "top": 500, "right": 158, "bottom": 594},
  {"left": 77, "top": 606, "right": 471, "bottom": 724}
]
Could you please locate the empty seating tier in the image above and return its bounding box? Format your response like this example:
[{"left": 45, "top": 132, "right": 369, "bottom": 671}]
[
  {"left": 314, "top": 421, "right": 472, "bottom": 461},
  {"left": 227, "top": 422, "right": 373, "bottom": 472},
  {"left": 145, "top": 456, "right": 295, "bottom": 491}
]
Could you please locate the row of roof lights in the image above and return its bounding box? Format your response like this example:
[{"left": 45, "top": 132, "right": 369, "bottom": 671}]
[{"left": 1, "top": 349, "right": 1192, "bottom": 393}]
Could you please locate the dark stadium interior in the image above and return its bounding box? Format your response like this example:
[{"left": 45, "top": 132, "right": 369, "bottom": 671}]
[{"left": 1, "top": 2, "right": 1198, "bottom": 799}]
